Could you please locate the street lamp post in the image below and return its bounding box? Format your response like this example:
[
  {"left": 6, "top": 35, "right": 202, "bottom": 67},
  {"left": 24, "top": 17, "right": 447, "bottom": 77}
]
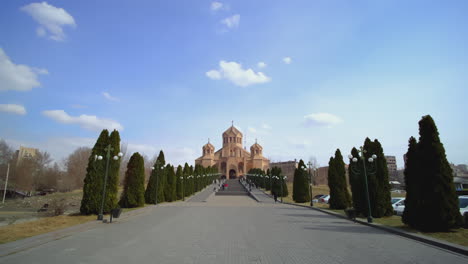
[
  {"left": 95, "top": 144, "right": 123, "bottom": 221},
  {"left": 180, "top": 176, "right": 185, "bottom": 201},
  {"left": 349, "top": 147, "right": 377, "bottom": 223},
  {"left": 307, "top": 162, "right": 313, "bottom": 206},
  {"left": 151, "top": 163, "right": 164, "bottom": 205},
  {"left": 280, "top": 176, "right": 287, "bottom": 203}
]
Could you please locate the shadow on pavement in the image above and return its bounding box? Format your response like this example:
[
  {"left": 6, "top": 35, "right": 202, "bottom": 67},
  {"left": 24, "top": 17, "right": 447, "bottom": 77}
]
[{"left": 283, "top": 213, "right": 338, "bottom": 218}]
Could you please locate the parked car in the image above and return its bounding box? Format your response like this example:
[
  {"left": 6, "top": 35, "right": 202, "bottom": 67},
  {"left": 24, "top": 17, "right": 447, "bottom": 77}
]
[
  {"left": 459, "top": 195, "right": 468, "bottom": 226},
  {"left": 391, "top": 197, "right": 405, "bottom": 210},
  {"left": 393, "top": 199, "right": 405, "bottom": 216},
  {"left": 312, "top": 194, "right": 325, "bottom": 203},
  {"left": 319, "top": 195, "right": 330, "bottom": 204}
]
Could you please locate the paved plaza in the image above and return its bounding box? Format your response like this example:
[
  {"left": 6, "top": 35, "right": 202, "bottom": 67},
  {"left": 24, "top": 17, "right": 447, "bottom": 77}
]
[{"left": 1, "top": 189, "right": 467, "bottom": 264}]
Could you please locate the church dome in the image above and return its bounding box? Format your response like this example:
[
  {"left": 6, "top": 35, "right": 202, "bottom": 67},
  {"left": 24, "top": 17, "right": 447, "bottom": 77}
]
[
  {"left": 222, "top": 125, "right": 243, "bottom": 137},
  {"left": 203, "top": 142, "right": 215, "bottom": 150},
  {"left": 250, "top": 143, "right": 263, "bottom": 151}
]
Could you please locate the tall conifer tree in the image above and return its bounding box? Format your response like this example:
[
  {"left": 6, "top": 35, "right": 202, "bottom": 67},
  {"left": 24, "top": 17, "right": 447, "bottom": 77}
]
[
  {"left": 402, "top": 137, "right": 419, "bottom": 225},
  {"left": 349, "top": 147, "right": 366, "bottom": 214},
  {"left": 328, "top": 149, "right": 351, "bottom": 209},
  {"left": 80, "top": 129, "right": 109, "bottom": 214},
  {"left": 165, "top": 164, "right": 176, "bottom": 202},
  {"left": 403, "top": 115, "right": 462, "bottom": 231},
  {"left": 293, "top": 160, "right": 310, "bottom": 202},
  {"left": 103, "top": 129, "right": 121, "bottom": 213},
  {"left": 176, "top": 165, "right": 183, "bottom": 200},
  {"left": 119, "top": 152, "right": 145, "bottom": 208}
]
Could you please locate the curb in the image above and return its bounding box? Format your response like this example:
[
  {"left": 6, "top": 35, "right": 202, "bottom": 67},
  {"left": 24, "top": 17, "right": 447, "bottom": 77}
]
[{"left": 282, "top": 202, "right": 468, "bottom": 256}]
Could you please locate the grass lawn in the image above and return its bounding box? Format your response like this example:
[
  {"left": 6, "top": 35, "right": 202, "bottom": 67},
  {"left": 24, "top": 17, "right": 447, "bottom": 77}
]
[{"left": 0, "top": 214, "right": 96, "bottom": 244}]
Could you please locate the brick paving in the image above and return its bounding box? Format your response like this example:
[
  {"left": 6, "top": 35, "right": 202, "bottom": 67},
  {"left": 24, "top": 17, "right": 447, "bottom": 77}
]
[{"left": 1, "top": 195, "right": 468, "bottom": 263}]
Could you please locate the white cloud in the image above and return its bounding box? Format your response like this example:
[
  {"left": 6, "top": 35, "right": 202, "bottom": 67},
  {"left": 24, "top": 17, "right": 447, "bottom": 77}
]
[
  {"left": 261, "top": 123, "right": 272, "bottom": 130},
  {"left": 21, "top": 2, "right": 76, "bottom": 41},
  {"left": 0, "top": 48, "right": 48, "bottom": 92},
  {"left": 247, "top": 124, "right": 271, "bottom": 136},
  {"left": 248, "top": 127, "right": 257, "bottom": 133},
  {"left": 257, "top": 62, "right": 267, "bottom": 69},
  {"left": 283, "top": 57, "right": 292, "bottom": 64},
  {"left": 165, "top": 147, "right": 197, "bottom": 166},
  {"left": 304, "top": 113, "right": 343, "bottom": 128},
  {"left": 211, "top": 2, "right": 223, "bottom": 11},
  {"left": 0, "top": 104, "right": 26, "bottom": 115},
  {"left": 102, "top": 92, "right": 120, "bottom": 102},
  {"left": 205, "top": 70, "right": 221, "bottom": 80},
  {"left": 221, "top": 14, "right": 240, "bottom": 29},
  {"left": 127, "top": 143, "right": 157, "bottom": 157},
  {"left": 206, "top": 60, "right": 271, "bottom": 87},
  {"left": 42, "top": 110, "right": 123, "bottom": 132}
]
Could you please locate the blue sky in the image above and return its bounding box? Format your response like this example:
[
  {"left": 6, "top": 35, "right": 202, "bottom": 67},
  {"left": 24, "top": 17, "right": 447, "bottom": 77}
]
[{"left": 1, "top": 0, "right": 467, "bottom": 168}]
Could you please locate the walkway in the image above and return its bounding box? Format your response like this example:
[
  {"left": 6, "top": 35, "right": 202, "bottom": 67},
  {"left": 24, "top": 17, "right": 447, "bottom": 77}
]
[
  {"left": 2, "top": 197, "right": 467, "bottom": 263},
  {"left": 248, "top": 186, "right": 276, "bottom": 204},
  {"left": 186, "top": 184, "right": 216, "bottom": 203}
]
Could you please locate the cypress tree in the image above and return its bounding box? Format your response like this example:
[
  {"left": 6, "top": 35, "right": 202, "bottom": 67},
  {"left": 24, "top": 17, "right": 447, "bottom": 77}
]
[
  {"left": 359, "top": 138, "right": 393, "bottom": 217},
  {"left": 183, "top": 163, "right": 191, "bottom": 196},
  {"left": 144, "top": 150, "right": 165, "bottom": 204},
  {"left": 403, "top": 115, "right": 462, "bottom": 231},
  {"left": 176, "top": 165, "right": 183, "bottom": 200},
  {"left": 103, "top": 129, "right": 121, "bottom": 213},
  {"left": 156, "top": 151, "right": 166, "bottom": 203},
  {"left": 80, "top": 130, "right": 109, "bottom": 214},
  {"left": 145, "top": 162, "right": 157, "bottom": 204},
  {"left": 349, "top": 147, "right": 366, "bottom": 214},
  {"left": 368, "top": 139, "right": 393, "bottom": 217},
  {"left": 265, "top": 168, "right": 271, "bottom": 191},
  {"left": 165, "top": 164, "right": 176, "bottom": 202},
  {"left": 328, "top": 149, "right": 351, "bottom": 209},
  {"left": 402, "top": 137, "right": 419, "bottom": 225},
  {"left": 119, "top": 152, "right": 145, "bottom": 208},
  {"left": 270, "top": 166, "right": 288, "bottom": 197},
  {"left": 293, "top": 160, "right": 310, "bottom": 203}
]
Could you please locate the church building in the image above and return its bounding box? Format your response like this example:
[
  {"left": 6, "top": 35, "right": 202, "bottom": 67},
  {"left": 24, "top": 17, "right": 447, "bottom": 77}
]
[{"left": 195, "top": 124, "right": 270, "bottom": 179}]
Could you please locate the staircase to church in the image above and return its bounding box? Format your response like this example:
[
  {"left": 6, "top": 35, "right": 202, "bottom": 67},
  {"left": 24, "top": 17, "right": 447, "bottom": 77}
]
[{"left": 215, "top": 179, "right": 249, "bottom": 196}]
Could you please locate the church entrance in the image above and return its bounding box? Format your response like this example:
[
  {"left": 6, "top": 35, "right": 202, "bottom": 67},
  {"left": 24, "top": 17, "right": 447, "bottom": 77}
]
[{"left": 229, "top": 169, "right": 237, "bottom": 179}]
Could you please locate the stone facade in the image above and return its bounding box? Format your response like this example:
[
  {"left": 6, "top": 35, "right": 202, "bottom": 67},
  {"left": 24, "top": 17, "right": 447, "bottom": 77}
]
[
  {"left": 315, "top": 165, "right": 350, "bottom": 186},
  {"left": 269, "top": 160, "right": 298, "bottom": 182},
  {"left": 385, "top": 156, "right": 398, "bottom": 181},
  {"left": 195, "top": 125, "right": 270, "bottom": 179},
  {"left": 15, "top": 146, "right": 38, "bottom": 166}
]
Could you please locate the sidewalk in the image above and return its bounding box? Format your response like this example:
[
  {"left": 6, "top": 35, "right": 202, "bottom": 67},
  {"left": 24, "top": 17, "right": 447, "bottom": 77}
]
[
  {"left": 186, "top": 184, "right": 216, "bottom": 202},
  {"left": 245, "top": 185, "right": 275, "bottom": 204}
]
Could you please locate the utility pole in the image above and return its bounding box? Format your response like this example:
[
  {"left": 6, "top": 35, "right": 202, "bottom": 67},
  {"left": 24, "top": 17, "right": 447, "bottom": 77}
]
[{"left": 2, "top": 163, "right": 10, "bottom": 204}]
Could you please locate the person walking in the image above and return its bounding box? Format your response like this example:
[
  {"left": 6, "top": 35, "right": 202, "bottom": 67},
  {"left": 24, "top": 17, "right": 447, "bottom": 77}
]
[{"left": 273, "top": 191, "right": 278, "bottom": 203}]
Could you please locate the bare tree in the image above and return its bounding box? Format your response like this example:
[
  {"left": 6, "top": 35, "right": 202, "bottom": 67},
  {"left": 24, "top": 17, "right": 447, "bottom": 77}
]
[
  {"left": 0, "top": 139, "right": 14, "bottom": 186},
  {"left": 35, "top": 162, "right": 62, "bottom": 190},
  {"left": 308, "top": 156, "right": 319, "bottom": 185},
  {"left": 0, "top": 139, "right": 14, "bottom": 166},
  {"left": 119, "top": 142, "right": 129, "bottom": 185},
  {"left": 63, "top": 147, "right": 92, "bottom": 191}
]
